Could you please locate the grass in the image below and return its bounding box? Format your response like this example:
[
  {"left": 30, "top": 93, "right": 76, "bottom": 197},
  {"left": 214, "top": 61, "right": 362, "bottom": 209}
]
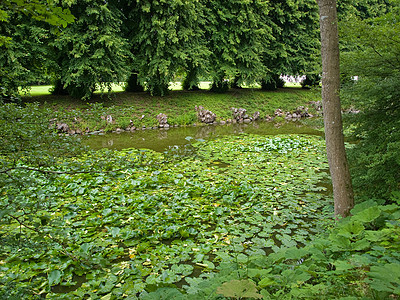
[
  {"left": 22, "top": 81, "right": 302, "bottom": 97},
  {"left": 21, "top": 82, "right": 320, "bottom": 132},
  {"left": 20, "top": 84, "right": 126, "bottom": 96}
]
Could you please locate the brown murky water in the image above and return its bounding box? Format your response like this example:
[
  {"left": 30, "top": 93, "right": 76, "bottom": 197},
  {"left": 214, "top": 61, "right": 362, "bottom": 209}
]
[{"left": 83, "top": 121, "right": 323, "bottom": 152}]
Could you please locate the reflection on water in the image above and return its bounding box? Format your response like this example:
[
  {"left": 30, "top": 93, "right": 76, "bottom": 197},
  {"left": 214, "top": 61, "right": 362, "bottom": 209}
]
[{"left": 83, "top": 121, "right": 323, "bottom": 152}]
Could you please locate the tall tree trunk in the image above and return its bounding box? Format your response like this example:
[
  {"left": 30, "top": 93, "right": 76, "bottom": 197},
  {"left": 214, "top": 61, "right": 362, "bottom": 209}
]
[{"left": 317, "top": 0, "right": 354, "bottom": 217}]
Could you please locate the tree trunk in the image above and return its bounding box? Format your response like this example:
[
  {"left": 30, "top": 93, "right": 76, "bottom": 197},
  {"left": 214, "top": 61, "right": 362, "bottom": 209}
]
[{"left": 317, "top": 0, "right": 354, "bottom": 217}]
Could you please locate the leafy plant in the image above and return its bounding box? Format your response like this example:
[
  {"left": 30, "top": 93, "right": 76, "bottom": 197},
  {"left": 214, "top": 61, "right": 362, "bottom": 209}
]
[
  {"left": 341, "top": 6, "right": 400, "bottom": 200},
  {"left": 145, "top": 197, "right": 400, "bottom": 299},
  {"left": 1, "top": 134, "right": 332, "bottom": 298},
  {"left": 51, "top": 0, "right": 131, "bottom": 100}
]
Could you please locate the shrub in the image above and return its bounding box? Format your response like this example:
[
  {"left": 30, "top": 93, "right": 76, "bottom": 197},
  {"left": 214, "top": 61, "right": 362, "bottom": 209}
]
[{"left": 143, "top": 198, "right": 400, "bottom": 299}]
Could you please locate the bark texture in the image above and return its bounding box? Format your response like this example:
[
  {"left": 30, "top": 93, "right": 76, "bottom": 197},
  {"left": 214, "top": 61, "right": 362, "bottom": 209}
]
[{"left": 317, "top": 0, "right": 354, "bottom": 217}]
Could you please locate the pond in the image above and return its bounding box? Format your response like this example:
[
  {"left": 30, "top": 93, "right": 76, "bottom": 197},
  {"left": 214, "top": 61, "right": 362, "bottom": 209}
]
[
  {"left": 83, "top": 121, "right": 323, "bottom": 151},
  {"left": 2, "top": 121, "right": 333, "bottom": 298}
]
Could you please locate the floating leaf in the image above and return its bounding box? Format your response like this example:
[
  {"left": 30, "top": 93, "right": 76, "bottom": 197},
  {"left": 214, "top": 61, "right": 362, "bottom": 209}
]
[
  {"left": 48, "top": 270, "right": 62, "bottom": 286},
  {"left": 110, "top": 227, "right": 120, "bottom": 237},
  {"left": 102, "top": 208, "right": 112, "bottom": 216}
]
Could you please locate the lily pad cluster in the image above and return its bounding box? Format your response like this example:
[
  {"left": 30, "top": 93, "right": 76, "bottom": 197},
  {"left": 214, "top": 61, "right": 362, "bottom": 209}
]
[{"left": 0, "top": 134, "right": 332, "bottom": 299}]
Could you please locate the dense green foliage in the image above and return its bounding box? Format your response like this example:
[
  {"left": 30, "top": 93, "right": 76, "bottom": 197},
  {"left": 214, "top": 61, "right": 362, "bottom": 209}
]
[
  {"left": 144, "top": 196, "right": 400, "bottom": 299},
  {"left": 0, "top": 16, "right": 51, "bottom": 99},
  {"left": 337, "top": 0, "right": 395, "bottom": 20},
  {"left": 341, "top": 3, "right": 400, "bottom": 200},
  {"left": 1, "top": 124, "right": 334, "bottom": 298},
  {"left": 122, "top": 0, "right": 209, "bottom": 96},
  {"left": 50, "top": 0, "right": 131, "bottom": 100},
  {"left": 1, "top": 0, "right": 322, "bottom": 99},
  {"left": 204, "top": 0, "right": 270, "bottom": 89},
  {"left": 261, "top": 0, "right": 320, "bottom": 87},
  {"left": 0, "top": 0, "right": 74, "bottom": 99},
  {"left": 0, "top": 0, "right": 73, "bottom": 46},
  {"left": 3, "top": 0, "right": 394, "bottom": 99}
]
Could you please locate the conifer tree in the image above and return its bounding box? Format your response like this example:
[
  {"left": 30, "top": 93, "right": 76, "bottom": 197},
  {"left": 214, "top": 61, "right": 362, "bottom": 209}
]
[
  {"left": 51, "top": 0, "right": 131, "bottom": 99},
  {"left": 204, "top": 0, "right": 271, "bottom": 90},
  {"left": 261, "top": 0, "right": 320, "bottom": 90},
  {"left": 120, "top": 0, "right": 209, "bottom": 96}
]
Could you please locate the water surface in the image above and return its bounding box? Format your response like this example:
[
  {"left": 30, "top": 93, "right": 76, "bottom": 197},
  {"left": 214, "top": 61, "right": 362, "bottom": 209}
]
[{"left": 83, "top": 121, "right": 323, "bottom": 152}]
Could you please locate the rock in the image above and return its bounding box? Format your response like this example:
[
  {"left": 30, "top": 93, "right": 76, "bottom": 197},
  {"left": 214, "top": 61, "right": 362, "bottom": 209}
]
[
  {"left": 231, "top": 107, "right": 248, "bottom": 123},
  {"left": 265, "top": 115, "right": 274, "bottom": 122},
  {"left": 89, "top": 130, "right": 102, "bottom": 135},
  {"left": 106, "top": 115, "right": 113, "bottom": 124},
  {"left": 130, "top": 127, "right": 136, "bottom": 132},
  {"left": 156, "top": 113, "right": 169, "bottom": 127},
  {"left": 344, "top": 107, "right": 360, "bottom": 114},
  {"left": 253, "top": 111, "right": 260, "bottom": 121},
  {"left": 244, "top": 119, "right": 251, "bottom": 123},
  {"left": 56, "top": 122, "right": 69, "bottom": 133},
  {"left": 195, "top": 105, "right": 217, "bottom": 124},
  {"left": 309, "top": 101, "right": 322, "bottom": 112},
  {"left": 220, "top": 120, "right": 226, "bottom": 125},
  {"left": 274, "top": 109, "right": 284, "bottom": 117}
]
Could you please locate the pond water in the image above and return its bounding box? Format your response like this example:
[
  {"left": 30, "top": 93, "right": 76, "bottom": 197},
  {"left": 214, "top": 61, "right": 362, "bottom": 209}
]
[{"left": 83, "top": 121, "right": 323, "bottom": 152}]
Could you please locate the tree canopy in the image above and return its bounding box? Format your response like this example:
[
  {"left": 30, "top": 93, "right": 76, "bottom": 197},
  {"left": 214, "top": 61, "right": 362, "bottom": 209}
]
[
  {"left": 0, "top": 0, "right": 322, "bottom": 99},
  {"left": 0, "top": 0, "right": 396, "bottom": 100},
  {"left": 50, "top": 0, "right": 132, "bottom": 99}
]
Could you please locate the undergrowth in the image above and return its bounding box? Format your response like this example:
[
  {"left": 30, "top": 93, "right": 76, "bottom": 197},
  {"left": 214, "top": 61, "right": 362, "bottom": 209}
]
[{"left": 143, "top": 196, "right": 400, "bottom": 299}]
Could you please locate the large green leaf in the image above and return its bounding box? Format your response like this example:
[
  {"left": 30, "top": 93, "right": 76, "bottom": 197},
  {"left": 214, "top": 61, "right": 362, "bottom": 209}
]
[
  {"left": 48, "top": 270, "right": 62, "bottom": 286},
  {"left": 367, "top": 264, "right": 400, "bottom": 294},
  {"left": 217, "top": 279, "right": 263, "bottom": 299}
]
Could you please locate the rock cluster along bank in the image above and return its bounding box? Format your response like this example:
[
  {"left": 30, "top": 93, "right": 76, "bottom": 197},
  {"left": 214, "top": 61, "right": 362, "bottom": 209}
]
[{"left": 55, "top": 102, "right": 323, "bottom": 135}]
